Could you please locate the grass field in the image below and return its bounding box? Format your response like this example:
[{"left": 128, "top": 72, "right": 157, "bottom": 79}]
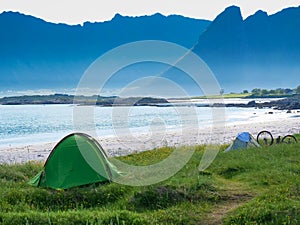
[
  {"left": 193, "top": 93, "right": 252, "bottom": 99},
  {"left": 0, "top": 143, "right": 299, "bottom": 224}
]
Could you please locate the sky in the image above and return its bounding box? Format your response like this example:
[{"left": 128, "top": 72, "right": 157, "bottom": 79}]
[{"left": 0, "top": 0, "right": 300, "bottom": 25}]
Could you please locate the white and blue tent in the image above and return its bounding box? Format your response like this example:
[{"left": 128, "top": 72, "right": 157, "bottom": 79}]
[{"left": 225, "top": 132, "right": 260, "bottom": 152}]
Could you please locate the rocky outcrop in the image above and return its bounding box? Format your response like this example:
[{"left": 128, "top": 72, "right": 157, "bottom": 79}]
[{"left": 210, "top": 95, "right": 300, "bottom": 110}]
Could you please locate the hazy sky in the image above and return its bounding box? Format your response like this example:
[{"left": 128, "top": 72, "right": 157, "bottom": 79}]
[{"left": 0, "top": 0, "right": 299, "bottom": 24}]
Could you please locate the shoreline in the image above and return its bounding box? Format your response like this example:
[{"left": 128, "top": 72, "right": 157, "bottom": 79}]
[{"left": 1, "top": 113, "right": 299, "bottom": 164}]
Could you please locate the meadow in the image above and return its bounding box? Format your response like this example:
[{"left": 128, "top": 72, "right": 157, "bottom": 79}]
[{"left": 0, "top": 141, "right": 299, "bottom": 224}]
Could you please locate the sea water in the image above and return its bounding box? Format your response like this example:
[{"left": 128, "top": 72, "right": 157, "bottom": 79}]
[{"left": 0, "top": 101, "right": 283, "bottom": 148}]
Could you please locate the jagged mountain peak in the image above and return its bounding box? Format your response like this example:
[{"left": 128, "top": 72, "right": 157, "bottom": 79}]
[
  {"left": 245, "top": 10, "right": 268, "bottom": 21},
  {"left": 213, "top": 5, "right": 243, "bottom": 24},
  {"left": 200, "top": 5, "right": 243, "bottom": 39}
]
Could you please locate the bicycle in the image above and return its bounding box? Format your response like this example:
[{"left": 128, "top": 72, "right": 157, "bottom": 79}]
[{"left": 256, "top": 130, "right": 297, "bottom": 147}]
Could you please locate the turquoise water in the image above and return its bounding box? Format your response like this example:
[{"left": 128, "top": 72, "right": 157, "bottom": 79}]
[{"left": 0, "top": 104, "right": 270, "bottom": 148}]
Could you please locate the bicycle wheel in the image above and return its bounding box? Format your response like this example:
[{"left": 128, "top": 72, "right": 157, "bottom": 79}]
[
  {"left": 257, "top": 130, "right": 274, "bottom": 146},
  {"left": 282, "top": 135, "right": 297, "bottom": 144}
]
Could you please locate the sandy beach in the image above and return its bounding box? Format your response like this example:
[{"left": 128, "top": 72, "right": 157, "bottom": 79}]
[{"left": 1, "top": 108, "right": 299, "bottom": 164}]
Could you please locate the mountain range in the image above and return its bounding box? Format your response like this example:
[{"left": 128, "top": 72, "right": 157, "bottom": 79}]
[
  {"left": 0, "top": 12, "right": 210, "bottom": 92},
  {"left": 1, "top": 6, "right": 300, "bottom": 95},
  {"left": 193, "top": 5, "right": 300, "bottom": 92}
]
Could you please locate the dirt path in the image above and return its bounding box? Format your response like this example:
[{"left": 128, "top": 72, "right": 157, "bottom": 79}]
[{"left": 201, "top": 180, "right": 255, "bottom": 225}]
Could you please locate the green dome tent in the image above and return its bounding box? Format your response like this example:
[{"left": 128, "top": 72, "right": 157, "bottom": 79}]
[{"left": 29, "top": 133, "right": 120, "bottom": 190}]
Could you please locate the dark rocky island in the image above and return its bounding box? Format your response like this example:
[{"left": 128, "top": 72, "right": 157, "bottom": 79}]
[
  {"left": 0, "top": 94, "right": 169, "bottom": 106},
  {"left": 260, "top": 95, "right": 300, "bottom": 110},
  {"left": 1, "top": 93, "right": 299, "bottom": 110}
]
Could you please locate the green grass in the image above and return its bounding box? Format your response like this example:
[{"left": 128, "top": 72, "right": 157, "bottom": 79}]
[
  {"left": 193, "top": 93, "right": 252, "bottom": 99},
  {"left": 0, "top": 144, "right": 299, "bottom": 224}
]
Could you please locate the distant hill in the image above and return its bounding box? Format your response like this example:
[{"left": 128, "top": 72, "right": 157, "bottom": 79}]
[
  {"left": 0, "top": 12, "right": 210, "bottom": 91},
  {"left": 193, "top": 5, "right": 300, "bottom": 92}
]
